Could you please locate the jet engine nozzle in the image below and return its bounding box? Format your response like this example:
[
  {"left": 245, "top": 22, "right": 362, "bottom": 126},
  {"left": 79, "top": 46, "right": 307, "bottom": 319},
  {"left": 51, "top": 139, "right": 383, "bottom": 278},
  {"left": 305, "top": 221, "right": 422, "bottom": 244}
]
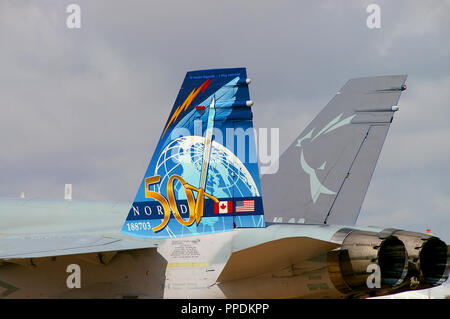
[
  {"left": 378, "top": 229, "right": 449, "bottom": 291},
  {"left": 327, "top": 229, "right": 409, "bottom": 296}
]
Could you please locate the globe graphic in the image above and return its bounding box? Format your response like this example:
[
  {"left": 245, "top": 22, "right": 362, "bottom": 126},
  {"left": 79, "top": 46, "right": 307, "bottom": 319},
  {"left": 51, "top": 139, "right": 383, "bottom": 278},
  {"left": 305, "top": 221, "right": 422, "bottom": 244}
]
[
  {"left": 152, "top": 136, "right": 260, "bottom": 200},
  {"left": 149, "top": 136, "right": 260, "bottom": 235}
]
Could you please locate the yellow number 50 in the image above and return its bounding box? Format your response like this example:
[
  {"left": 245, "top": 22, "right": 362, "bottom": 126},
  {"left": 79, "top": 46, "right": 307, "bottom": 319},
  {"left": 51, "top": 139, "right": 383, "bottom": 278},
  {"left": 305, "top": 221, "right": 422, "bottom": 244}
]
[{"left": 145, "top": 175, "right": 199, "bottom": 232}]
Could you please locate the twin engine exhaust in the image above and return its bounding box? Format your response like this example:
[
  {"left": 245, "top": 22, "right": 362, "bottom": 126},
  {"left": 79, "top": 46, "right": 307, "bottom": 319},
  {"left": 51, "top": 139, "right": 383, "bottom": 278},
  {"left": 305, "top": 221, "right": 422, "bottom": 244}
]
[{"left": 327, "top": 228, "right": 448, "bottom": 297}]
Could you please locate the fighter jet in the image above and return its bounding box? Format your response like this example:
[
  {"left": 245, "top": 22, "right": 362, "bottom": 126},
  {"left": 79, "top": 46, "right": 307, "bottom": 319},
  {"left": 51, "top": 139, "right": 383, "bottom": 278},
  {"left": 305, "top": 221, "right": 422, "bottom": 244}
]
[{"left": 0, "top": 68, "right": 448, "bottom": 298}]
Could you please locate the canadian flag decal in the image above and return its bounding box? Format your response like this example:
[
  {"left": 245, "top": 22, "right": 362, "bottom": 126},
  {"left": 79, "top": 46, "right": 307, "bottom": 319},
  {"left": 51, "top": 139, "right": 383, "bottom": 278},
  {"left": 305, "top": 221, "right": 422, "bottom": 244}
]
[{"left": 214, "top": 201, "right": 233, "bottom": 214}]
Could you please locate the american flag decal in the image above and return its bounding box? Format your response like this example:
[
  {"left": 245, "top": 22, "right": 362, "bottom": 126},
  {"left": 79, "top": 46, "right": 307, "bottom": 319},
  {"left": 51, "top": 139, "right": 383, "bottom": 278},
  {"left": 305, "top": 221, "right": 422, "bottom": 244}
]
[{"left": 235, "top": 200, "right": 255, "bottom": 212}]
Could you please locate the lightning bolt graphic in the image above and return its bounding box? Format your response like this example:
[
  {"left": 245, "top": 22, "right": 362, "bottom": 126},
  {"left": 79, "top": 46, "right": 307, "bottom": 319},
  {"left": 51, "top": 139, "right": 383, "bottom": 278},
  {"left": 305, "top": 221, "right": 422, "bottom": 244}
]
[{"left": 162, "top": 78, "right": 213, "bottom": 137}]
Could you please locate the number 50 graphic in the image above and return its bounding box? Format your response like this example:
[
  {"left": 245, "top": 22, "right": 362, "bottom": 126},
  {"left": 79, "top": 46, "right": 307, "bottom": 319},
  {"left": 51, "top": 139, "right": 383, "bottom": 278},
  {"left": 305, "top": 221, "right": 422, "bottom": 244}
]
[{"left": 145, "top": 175, "right": 219, "bottom": 232}]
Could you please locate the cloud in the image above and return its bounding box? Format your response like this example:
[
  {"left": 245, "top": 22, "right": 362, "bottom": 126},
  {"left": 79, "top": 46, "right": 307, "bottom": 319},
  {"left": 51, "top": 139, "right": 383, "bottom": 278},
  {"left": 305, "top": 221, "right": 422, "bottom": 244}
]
[
  {"left": 374, "top": 1, "right": 450, "bottom": 56},
  {"left": 0, "top": 1, "right": 449, "bottom": 241},
  {"left": 434, "top": 195, "right": 450, "bottom": 214}
]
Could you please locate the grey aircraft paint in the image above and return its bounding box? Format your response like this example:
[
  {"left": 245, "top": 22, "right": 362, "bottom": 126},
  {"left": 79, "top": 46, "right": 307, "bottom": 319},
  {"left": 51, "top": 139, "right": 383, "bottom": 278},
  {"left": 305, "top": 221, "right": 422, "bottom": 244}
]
[{"left": 262, "top": 75, "right": 407, "bottom": 225}]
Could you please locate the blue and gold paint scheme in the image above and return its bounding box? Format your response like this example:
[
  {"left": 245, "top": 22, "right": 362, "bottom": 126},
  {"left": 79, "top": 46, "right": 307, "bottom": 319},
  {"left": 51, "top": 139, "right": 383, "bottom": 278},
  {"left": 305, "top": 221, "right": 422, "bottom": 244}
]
[{"left": 122, "top": 68, "right": 265, "bottom": 238}]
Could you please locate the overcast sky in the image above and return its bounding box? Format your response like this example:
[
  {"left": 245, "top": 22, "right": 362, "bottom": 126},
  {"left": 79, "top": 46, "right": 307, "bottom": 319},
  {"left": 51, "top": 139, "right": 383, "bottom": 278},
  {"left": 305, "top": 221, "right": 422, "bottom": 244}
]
[{"left": 1, "top": 1, "right": 450, "bottom": 242}]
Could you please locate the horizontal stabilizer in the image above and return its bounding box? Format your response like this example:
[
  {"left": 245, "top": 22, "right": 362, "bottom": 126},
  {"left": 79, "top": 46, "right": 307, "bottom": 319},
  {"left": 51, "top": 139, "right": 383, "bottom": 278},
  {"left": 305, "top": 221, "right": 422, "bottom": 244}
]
[{"left": 217, "top": 237, "right": 339, "bottom": 282}]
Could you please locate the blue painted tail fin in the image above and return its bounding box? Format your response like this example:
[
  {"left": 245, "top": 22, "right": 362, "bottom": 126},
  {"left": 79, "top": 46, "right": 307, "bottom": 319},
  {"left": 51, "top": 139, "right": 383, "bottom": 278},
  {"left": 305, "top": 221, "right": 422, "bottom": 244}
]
[{"left": 122, "top": 68, "right": 265, "bottom": 238}]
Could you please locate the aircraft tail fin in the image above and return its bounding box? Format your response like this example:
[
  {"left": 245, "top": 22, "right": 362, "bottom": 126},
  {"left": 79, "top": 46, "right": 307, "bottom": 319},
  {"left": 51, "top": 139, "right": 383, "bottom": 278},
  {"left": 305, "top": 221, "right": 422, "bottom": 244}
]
[
  {"left": 262, "top": 75, "right": 407, "bottom": 225},
  {"left": 122, "top": 68, "right": 264, "bottom": 238}
]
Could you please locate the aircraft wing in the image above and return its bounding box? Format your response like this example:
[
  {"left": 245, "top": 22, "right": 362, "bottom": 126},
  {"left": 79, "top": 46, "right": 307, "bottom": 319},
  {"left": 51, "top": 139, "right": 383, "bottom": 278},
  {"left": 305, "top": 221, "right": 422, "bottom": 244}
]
[{"left": 0, "top": 231, "right": 157, "bottom": 259}]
